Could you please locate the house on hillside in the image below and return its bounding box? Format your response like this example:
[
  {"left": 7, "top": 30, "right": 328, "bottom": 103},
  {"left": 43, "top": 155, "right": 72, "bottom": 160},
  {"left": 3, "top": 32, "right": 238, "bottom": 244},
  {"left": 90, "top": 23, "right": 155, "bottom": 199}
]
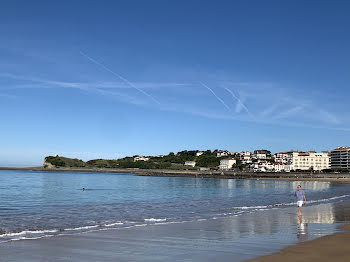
[
  {"left": 239, "top": 151, "right": 252, "bottom": 163},
  {"left": 184, "top": 161, "right": 196, "bottom": 167},
  {"left": 253, "top": 150, "right": 271, "bottom": 160},
  {"left": 217, "top": 150, "right": 229, "bottom": 157},
  {"left": 134, "top": 156, "right": 150, "bottom": 161},
  {"left": 251, "top": 160, "right": 274, "bottom": 172},
  {"left": 219, "top": 158, "right": 236, "bottom": 169}
]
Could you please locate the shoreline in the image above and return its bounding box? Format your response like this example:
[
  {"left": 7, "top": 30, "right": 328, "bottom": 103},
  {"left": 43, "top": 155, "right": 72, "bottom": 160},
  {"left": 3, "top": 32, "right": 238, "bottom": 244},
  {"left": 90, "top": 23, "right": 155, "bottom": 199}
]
[
  {"left": 0, "top": 201, "right": 348, "bottom": 261},
  {"left": 1, "top": 166, "right": 350, "bottom": 182}
]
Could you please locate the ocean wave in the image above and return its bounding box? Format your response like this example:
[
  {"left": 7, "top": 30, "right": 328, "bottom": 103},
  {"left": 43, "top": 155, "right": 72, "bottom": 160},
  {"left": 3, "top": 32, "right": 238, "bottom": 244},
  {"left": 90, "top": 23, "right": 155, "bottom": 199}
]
[
  {"left": 230, "top": 194, "right": 350, "bottom": 210},
  {"left": 1, "top": 194, "right": 350, "bottom": 243},
  {"left": 0, "top": 218, "right": 174, "bottom": 243},
  {"left": 0, "top": 229, "right": 58, "bottom": 238},
  {"left": 144, "top": 218, "right": 168, "bottom": 222}
]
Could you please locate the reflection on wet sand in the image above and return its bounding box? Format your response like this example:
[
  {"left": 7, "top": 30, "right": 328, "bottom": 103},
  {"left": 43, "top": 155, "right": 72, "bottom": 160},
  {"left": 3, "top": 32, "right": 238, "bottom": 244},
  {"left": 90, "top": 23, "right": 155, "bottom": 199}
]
[
  {"left": 297, "top": 215, "right": 308, "bottom": 242},
  {"left": 216, "top": 202, "right": 338, "bottom": 237},
  {"left": 247, "top": 201, "right": 350, "bottom": 262},
  {"left": 302, "top": 203, "right": 336, "bottom": 224}
]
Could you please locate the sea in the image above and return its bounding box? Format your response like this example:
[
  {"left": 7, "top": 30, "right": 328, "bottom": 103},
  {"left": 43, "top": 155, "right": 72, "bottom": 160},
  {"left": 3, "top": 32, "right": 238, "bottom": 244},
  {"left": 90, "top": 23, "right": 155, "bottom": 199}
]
[{"left": 0, "top": 169, "right": 350, "bottom": 249}]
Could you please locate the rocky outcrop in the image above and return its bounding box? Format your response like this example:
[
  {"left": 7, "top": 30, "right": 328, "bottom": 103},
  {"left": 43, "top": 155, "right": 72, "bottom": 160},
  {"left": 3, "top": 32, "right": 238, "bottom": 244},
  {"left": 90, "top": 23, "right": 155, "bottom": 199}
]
[{"left": 43, "top": 161, "right": 55, "bottom": 169}]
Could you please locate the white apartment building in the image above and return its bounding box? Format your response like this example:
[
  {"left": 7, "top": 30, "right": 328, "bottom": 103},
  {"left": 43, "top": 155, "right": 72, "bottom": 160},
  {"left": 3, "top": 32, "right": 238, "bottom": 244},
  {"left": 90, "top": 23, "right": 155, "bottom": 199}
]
[
  {"left": 285, "top": 151, "right": 330, "bottom": 171},
  {"left": 253, "top": 150, "right": 271, "bottom": 160},
  {"left": 240, "top": 151, "right": 252, "bottom": 160},
  {"left": 273, "top": 152, "right": 289, "bottom": 165},
  {"left": 134, "top": 156, "right": 150, "bottom": 161},
  {"left": 241, "top": 151, "right": 252, "bottom": 157},
  {"left": 239, "top": 151, "right": 252, "bottom": 164},
  {"left": 331, "top": 147, "right": 350, "bottom": 169},
  {"left": 184, "top": 161, "right": 196, "bottom": 167},
  {"left": 196, "top": 151, "right": 204, "bottom": 157},
  {"left": 274, "top": 163, "right": 285, "bottom": 172},
  {"left": 219, "top": 158, "right": 236, "bottom": 169}
]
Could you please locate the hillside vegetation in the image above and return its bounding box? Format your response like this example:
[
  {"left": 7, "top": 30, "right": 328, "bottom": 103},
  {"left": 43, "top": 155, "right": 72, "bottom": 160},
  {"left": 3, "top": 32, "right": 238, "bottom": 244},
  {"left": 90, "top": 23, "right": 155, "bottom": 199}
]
[
  {"left": 43, "top": 150, "right": 242, "bottom": 170},
  {"left": 44, "top": 156, "right": 86, "bottom": 168}
]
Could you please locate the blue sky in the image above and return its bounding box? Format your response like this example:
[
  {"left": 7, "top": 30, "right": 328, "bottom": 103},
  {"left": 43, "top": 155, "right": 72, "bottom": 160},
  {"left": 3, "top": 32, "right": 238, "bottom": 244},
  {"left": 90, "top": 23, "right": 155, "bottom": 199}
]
[{"left": 0, "top": 0, "right": 349, "bottom": 166}]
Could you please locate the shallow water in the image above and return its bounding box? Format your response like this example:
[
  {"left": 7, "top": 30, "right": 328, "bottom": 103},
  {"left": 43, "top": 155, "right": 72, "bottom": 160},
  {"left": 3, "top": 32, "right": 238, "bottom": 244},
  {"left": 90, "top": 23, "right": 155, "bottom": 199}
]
[
  {"left": 0, "top": 170, "right": 349, "bottom": 242},
  {"left": 0, "top": 202, "right": 346, "bottom": 262}
]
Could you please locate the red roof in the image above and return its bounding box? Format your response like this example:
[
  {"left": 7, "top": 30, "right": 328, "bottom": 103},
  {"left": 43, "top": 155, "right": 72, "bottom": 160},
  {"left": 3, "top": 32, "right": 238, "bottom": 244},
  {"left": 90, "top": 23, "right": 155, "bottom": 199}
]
[{"left": 298, "top": 152, "right": 309, "bottom": 156}]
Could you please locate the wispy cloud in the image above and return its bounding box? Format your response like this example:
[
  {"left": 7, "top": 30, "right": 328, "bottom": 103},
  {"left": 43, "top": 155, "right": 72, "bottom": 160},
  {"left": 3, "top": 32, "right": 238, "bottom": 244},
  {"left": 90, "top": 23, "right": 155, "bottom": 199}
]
[
  {"left": 200, "top": 82, "right": 232, "bottom": 112},
  {"left": 272, "top": 105, "right": 304, "bottom": 120},
  {"left": 1, "top": 71, "right": 348, "bottom": 131},
  {"left": 223, "top": 87, "right": 253, "bottom": 118},
  {"left": 0, "top": 72, "right": 178, "bottom": 105},
  {"left": 260, "top": 103, "right": 281, "bottom": 117},
  {"left": 79, "top": 50, "right": 161, "bottom": 104}
]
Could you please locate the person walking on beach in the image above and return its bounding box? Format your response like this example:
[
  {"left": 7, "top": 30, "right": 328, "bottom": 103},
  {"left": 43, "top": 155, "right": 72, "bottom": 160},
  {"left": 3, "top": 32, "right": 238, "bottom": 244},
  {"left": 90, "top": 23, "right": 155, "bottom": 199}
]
[{"left": 295, "top": 185, "right": 306, "bottom": 216}]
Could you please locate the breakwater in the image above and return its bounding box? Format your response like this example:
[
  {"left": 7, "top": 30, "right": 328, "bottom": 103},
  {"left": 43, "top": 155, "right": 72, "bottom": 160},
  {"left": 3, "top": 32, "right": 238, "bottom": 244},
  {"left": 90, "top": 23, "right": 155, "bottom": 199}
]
[{"left": 136, "top": 169, "right": 350, "bottom": 181}]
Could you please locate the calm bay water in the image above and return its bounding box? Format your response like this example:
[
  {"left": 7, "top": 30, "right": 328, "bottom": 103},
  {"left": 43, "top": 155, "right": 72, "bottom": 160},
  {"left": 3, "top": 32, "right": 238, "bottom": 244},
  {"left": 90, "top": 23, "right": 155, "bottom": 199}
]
[{"left": 0, "top": 170, "right": 350, "bottom": 243}]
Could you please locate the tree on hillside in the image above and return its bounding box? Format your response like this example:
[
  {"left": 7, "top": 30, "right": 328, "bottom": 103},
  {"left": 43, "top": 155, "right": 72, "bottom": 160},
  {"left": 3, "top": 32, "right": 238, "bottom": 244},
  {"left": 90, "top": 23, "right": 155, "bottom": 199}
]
[{"left": 196, "top": 155, "right": 220, "bottom": 168}]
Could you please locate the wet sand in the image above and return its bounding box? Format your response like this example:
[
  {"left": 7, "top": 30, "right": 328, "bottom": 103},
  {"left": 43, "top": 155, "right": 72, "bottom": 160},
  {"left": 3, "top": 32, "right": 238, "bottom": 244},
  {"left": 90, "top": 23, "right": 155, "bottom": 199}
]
[
  {"left": 248, "top": 201, "right": 350, "bottom": 262},
  {"left": 0, "top": 201, "right": 348, "bottom": 261},
  {"left": 247, "top": 224, "right": 350, "bottom": 262}
]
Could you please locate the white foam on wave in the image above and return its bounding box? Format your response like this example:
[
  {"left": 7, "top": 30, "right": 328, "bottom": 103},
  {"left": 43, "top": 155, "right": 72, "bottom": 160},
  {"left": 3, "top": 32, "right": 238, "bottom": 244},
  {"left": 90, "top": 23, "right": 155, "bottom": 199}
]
[
  {"left": 235, "top": 205, "right": 269, "bottom": 210},
  {"left": 0, "top": 223, "right": 123, "bottom": 241},
  {"left": 64, "top": 225, "right": 100, "bottom": 231},
  {"left": 230, "top": 194, "right": 350, "bottom": 211},
  {"left": 135, "top": 224, "right": 148, "bottom": 227},
  {"left": 144, "top": 218, "right": 167, "bottom": 222},
  {"left": 0, "top": 229, "right": 58, "bottom": 238},
  {"left": 104, "top": 222, "right": 124, "bottom": 227},
  {"left": 0, "top": 218, "right": 177, "bottom": 243}
]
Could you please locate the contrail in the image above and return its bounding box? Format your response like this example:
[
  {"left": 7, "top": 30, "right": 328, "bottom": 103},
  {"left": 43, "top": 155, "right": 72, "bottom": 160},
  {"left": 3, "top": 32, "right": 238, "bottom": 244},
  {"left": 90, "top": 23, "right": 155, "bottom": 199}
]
[
  {"left": 224, "top": 87, "right": 253, "bottom": 118},
  {"left": 79, "top": 50, "right": 160, "bottom": 104},
  {"left": 200, "top": 82, "right": 232, "bottom": 112}
]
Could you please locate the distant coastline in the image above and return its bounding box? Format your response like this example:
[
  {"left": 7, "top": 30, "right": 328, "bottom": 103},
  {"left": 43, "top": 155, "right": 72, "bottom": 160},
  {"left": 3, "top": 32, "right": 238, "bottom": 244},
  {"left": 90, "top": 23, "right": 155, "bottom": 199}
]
[{"left": 1, "top": 166, "right": 350, "bottom": 182}]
